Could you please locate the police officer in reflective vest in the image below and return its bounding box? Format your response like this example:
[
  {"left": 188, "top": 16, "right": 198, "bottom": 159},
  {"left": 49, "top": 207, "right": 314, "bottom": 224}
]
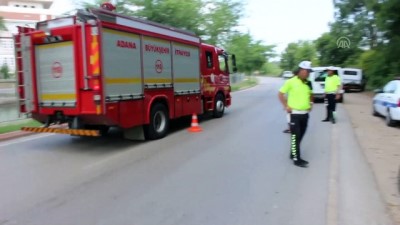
[
  {"left": 278, "top": 61, "right": 313, "bottom": 168},
  {"left": 322, "top": 66, "right": 342, "bottom": 124}
]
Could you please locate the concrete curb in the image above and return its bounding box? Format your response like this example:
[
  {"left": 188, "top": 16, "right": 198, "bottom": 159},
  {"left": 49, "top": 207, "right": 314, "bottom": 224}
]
[
  {"left": 0, "top": 124, "right": 67, "bottom": 142},
  {"left": 0, "top": 130, "right": 37, "bottom": 142}
]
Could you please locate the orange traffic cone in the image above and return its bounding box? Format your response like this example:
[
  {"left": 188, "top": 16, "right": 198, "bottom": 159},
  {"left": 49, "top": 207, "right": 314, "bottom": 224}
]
[{"left": 188, "top": 113, "right": 202, "bottom": 132}]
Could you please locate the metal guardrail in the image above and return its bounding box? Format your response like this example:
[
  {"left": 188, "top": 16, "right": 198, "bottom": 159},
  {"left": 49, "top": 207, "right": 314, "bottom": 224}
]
[
  {"left": 0, "top": 79, "right": 16, "bottom": 83},
  {"left": 230, "top": 73, "right": 245, "bottom": 84},
  {"left": 0, "top": 80, "right": 21, "bottom": 122}
]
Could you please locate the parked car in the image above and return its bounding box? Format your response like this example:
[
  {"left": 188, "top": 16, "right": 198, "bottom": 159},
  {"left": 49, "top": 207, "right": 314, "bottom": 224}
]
[
  {"left": 372, "top": 78, "right": 400, "bottom": 126},
  {"left": 282, "top": 71, "right": 294, "bottom": 79},
  {"left": 341, "top": 68, "right": 367, "bottom": 92},
  {"left": 309, "top": 67, "right": 344, "bottom": 103}
]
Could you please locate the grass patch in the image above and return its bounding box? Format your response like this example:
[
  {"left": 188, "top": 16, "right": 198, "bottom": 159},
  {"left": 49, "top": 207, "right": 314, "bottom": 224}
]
[
  {"left": 231, "top": 76, "right": 259, "bottom": 91},
  {"left": 0, "top": 119, "right": 42, "bottom": 134}
]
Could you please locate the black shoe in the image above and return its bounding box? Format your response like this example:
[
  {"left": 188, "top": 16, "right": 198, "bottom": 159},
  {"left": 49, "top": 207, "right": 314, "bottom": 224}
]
[
  {"left": 283, "top": 129, "right": 291, "bottom": 133},
  {"left": 293, "top": 160, "right": 308, "bottom": 168},
  {"left": 322, "top": 119, "right": 330, "bottom": 122},
  {"left": 298, "top": 158, "right": 309, "bottom": 165}
]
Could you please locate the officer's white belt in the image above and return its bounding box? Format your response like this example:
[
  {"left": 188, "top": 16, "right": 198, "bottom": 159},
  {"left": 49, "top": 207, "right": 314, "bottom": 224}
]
[{"left": 291, "top": 110, "right": 309, "bottom": 114}]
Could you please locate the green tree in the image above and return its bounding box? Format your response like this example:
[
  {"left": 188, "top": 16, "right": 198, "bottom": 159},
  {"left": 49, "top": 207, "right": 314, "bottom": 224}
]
[
  {"left": 80, "top": 0, "right": 267, "bottom": 73},
  {"left": 334, "top": 0, "right": 380, "bottom": 49},
  {"left": 201, "top": 0, "right": 243, "bottom": 45},
  {"left": 280, "top": 43, "right": 299, "bottom": 71},
  {"left": 315, "top": 29, "right": 362, "bottom": 67},
  {"left": 260, "top": 61, "right": 282, "bottom": 76},
  {"left": 0, "top": 64, "right": 10, "bottom": 79},
  {"left": 224, "top": 32, "right": 276, "bottom": 74},
  {"left": 82, "top": 0, "right": 244, "bottom": 46},
  {"left": 0, "top": 16, "right": 6, "bottom": 31},
  {"left": 120, "top": 0, "right": 205, "bottom": 37},
  {"left": 280, "top": 41, "right": 318, "bottom": 71},
  {"left": 294, "top": 41, "right": 319, "bottom": 66},
  {"left": 328, "top": 0, "right": 397, "bottom": 89}
]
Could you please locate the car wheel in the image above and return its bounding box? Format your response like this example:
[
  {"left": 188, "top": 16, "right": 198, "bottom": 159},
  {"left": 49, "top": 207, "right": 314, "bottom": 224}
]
[
  {"left": 372, "top": 105, "right": 380, "bottom": 117},
  {"left": 213, "top": 93, "right": 225, "bottom": 118},
  {"left": 144, "top": 103, "right": 170, "bottom": 140},
  {"left": 337, "top": 94, "right": 344, "bottom": 103},
  {"left": 385, "top": 108, "right": 396, "bottom": 127}
]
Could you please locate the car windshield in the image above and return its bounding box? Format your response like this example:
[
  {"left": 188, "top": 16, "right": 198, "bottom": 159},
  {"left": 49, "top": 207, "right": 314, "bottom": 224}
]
[
  {"left": 343, "top": 71, "right": 358, "bottom": 75},
  {"left": 314, "top": 71, "right": 327, "bottom": 82}
]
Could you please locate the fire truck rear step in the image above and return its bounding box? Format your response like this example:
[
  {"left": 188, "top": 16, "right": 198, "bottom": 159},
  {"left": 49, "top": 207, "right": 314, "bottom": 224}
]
[{"left": 21, "top": 127, "right": 100, "bottom": 137}]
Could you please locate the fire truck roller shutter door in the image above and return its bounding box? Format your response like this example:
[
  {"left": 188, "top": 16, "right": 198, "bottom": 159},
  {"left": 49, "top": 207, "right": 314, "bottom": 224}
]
[
  {"left": 172, "top": 42, "right": 200, "bottom": 94},
  {"left": 35, "top": 41, "right": 77, "bottom": 107},
  {"left": 142, "top": 36, "right": 172, "bottom": 88},
  {"left": 102, "top": 28, "right": 143, "bottom": 101}
]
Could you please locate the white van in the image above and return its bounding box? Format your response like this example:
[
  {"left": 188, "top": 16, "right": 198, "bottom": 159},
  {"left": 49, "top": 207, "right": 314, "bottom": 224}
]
[
  {"left": 340, "top": 68, "right": 366, "bottom": 92},
  {"left": 282, "top": 71, "right": 294, "bottom": 79},
  {"left": 309, "top": 67, "right": 344, "bottom": 103}
]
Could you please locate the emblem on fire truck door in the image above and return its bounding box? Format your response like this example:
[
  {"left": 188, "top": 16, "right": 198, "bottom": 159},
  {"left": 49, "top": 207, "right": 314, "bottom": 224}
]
[
  {"left": 210, "top": 73, "right": 215, "bottom": 83},
  {"left": 51, "top": 62, "right": 63, "bottom": 78},
  {"left": 155, "top": 60, "right": 163, "bottom": 73}
]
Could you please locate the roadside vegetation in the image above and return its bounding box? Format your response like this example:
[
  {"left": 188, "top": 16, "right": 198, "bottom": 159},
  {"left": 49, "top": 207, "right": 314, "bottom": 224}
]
[
  {"left": 231, "top": 76, "right": 258, "bottom": 91},
  {"left": 0, "top": 119, "right": 42, "bottom": 134},
  {"left": 280, "top": 0, "right": 400, "bottom": 89}
]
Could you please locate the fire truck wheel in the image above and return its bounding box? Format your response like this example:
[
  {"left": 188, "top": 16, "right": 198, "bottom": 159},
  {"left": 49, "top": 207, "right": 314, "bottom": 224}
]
[
  {"left": 144, "top": 103, "right": 170, "bottom": 140},
  {"left": 213, "top": 93, "right": 225, "bottom": 118}
]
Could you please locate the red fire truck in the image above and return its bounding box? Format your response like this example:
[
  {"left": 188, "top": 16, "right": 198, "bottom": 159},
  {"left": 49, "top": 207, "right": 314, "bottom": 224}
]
[{"left": 15, "top": 5, "right": 236, "bottom": 140}]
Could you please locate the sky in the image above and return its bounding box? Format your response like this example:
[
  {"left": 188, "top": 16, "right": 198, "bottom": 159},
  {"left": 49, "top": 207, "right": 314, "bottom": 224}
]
[{"left": 50, "top": 0, "right": 335, "bottom": 55}]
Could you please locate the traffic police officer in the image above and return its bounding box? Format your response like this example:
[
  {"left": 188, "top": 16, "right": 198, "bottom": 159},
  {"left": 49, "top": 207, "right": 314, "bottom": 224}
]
[
  {"left": 322, "top": 66, "right": 342, "bottom": 124},
  {"left": 278, "top": 61, "right": 313, "bottom": 168}
]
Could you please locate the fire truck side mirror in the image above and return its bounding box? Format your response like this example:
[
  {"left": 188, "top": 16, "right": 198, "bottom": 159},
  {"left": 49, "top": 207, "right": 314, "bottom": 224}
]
[{"left": 232, "top": 54, "right": 238, "bottom": 73}]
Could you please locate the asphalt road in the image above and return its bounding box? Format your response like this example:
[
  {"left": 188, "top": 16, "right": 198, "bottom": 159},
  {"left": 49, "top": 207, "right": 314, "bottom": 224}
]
[{"left": 0, "top": 77, "right": 394, "bottom": 225}]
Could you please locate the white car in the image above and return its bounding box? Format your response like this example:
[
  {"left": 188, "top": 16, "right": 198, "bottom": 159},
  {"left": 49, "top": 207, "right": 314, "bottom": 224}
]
[
  {"left": 372, "top": 79, "right": 400, "bottom": 126},
  {"left": 282, "top": 71, "right": 294, "bottom": 79},
  {"left": 309, "top": 67, "right": 344, "bottom": 103},
  {"left": 341, "top": 68, "right": 367, "bottom": 92}
]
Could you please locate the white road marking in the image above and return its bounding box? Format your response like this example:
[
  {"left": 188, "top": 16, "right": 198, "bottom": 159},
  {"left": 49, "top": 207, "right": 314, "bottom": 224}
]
[
  {"left": 0, "top": 133, "right": 54, "bottom": 148},
  {"left": 326, "top": 123, "right": 339, "bottom": 225}
]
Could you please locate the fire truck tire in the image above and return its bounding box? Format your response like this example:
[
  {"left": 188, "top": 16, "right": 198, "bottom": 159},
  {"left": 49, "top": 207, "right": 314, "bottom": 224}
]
[
  {"left": 144, "top": 103, "right": 170, "bottom": 140},
  {"left": 213, "top": 93, "right": 225, "bottom": 118}
]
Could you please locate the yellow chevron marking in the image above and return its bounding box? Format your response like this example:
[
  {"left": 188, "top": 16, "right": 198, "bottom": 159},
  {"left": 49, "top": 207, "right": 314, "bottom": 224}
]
[{"left": 21, "top": 127, "right": 100, "bottom": 136}]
